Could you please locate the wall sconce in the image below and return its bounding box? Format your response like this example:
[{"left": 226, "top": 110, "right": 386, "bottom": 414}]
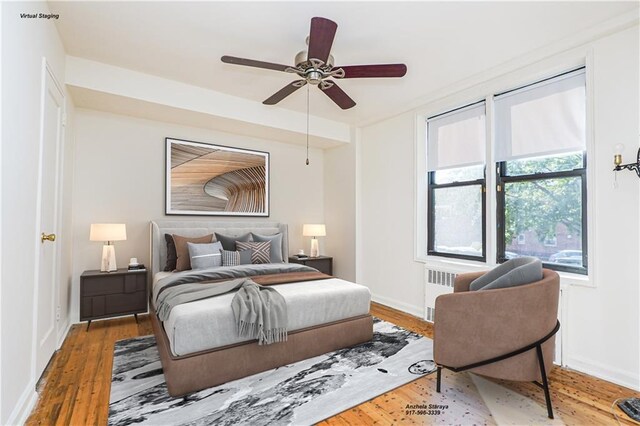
[{"left": 613, "top": 144, "right": 640, "bottom": 178}]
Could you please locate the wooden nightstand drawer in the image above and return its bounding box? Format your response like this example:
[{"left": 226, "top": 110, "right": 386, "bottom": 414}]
[
  {"left": 83, "top": 276, "right": 124, "bottom": 296},
  {"left": 80, "top": 268, "right": 148, "bottom": 328},
  {"left": 288, "top": 256, "right": 333, "bottom": 275},
  {"left": 124, "top": 274, "right": 146, "bottom": 293},
  {"left": 106, "top": 291, "right": 146, "bottom": 314}
]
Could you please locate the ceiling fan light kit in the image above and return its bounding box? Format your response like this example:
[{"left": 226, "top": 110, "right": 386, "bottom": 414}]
[{"left": 221, "top": 17, "right": 408, "bottom": 110}]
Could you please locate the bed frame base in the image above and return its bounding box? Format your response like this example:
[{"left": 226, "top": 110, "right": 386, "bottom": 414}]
[{"left": 151, "top": 310, "right": 373, "bottom": 397}]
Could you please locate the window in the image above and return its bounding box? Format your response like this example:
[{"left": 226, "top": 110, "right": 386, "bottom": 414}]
[
  {"left": 427, "top": 102, "right": 486, "bottom": 261},
  {"left": 495, "top": 69, "right": 587, "bottom": 274}
]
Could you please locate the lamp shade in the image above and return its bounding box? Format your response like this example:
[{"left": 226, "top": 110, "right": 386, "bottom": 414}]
[
  {"left": 90, "top": 223, "right": 127, "bottom": 242},
  {"left": 303, "top": 224, "right": 326, "bottom": 237}
]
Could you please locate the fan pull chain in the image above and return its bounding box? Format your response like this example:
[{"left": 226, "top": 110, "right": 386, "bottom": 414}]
[{"left": 306, "top": 84, "right": 310, "bottom": 166}]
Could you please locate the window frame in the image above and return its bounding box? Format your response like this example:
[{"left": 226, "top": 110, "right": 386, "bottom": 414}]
[
  {"left": 495, "top": 153, "right": 588, "bottom": 274},
  {"left": 427, "top": 169, "right": 487, "bottom": 262}
]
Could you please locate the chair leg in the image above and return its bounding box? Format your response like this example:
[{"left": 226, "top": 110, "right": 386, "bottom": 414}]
[
  {"left": 536, "top": 344, "right": 554, "bottom": 419},
  {"left": 436, "top": 366, "right": 442, "bottom": 393}
]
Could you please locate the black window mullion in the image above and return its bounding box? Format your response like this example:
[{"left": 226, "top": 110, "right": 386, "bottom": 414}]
[
  {"left": 496, "top": 162, "right": 506, "bottom": 263},
  {"left": 427, "top": 171, "right": 435, "bottom": 254}
]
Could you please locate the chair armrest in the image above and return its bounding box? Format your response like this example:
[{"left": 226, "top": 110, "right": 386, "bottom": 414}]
[
  {"left": 453, "top": 271, "right": 486, "bottom": 293},
  {"left": 433, "top": 274, "right": 559, "bottom": 368}
]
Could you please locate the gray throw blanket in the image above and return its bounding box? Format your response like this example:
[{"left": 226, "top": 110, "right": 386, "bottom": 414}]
[
  {"left": 232, "top": 281, "right": 287, "bottom": 345},
  {"left": 155, "top": 277, "right": 287, "bottom": 345}
]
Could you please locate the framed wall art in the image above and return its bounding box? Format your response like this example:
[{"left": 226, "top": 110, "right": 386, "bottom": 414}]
[{"left": 165, "top": 138, "right": 270, "bottom": 216}]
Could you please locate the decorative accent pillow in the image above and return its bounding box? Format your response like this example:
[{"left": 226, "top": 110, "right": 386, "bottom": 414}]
[
  {"left": 187, "top": 241, "right": 223, "bottom": 270},
  {"left": 236, "top": 241, "right": 271, "bottom": 264},
  {"left": 470, "top": 257, "right": 543, "bottom": 291},
  {"left": 164, "top": 234, "right": 178, "bottom": 272},
  {"left": 221, "top": 249, "right": 252, "bottom": 267},
  {"left": 250, "top": 232, "right": 283, "bottom": 263},
  {"left": 214, "top": 232, "right": 252, "bottom": 251},
  {"left": 172, "top": 234, "right": 214, "bottom": 271}
]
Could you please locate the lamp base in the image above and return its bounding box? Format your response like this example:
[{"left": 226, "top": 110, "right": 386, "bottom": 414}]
[
  {"left": 310, "top": 238, "right": 319, "bottom": 258},
  {"left": 101, "top": 244, "right": 117, "bottom": 272}
]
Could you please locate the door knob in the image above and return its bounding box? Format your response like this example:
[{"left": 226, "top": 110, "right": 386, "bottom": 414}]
[{"left": 41, "top": 233, "right": 56, "bottom": 243}]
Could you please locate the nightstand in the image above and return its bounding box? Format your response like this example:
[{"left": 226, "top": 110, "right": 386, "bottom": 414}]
[
  {"left": 289, "top": 255, "right": 333, "bottom": 275},
  {"left": 80, "top": 268, "right": 148, "bottom": 330}
]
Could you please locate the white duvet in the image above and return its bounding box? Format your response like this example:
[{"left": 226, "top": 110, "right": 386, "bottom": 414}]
[{"left": 155, "top": 275, "right": 371, "bottom": 357}]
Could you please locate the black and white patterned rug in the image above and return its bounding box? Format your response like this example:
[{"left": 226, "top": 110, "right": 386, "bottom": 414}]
[{"left": 108, "top": 318, "right": 436, "bottom": 425}]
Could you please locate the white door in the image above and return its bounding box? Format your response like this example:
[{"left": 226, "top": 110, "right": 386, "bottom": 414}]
[{"left": 34, "top": 62, "right": 64, "bottom": 380}]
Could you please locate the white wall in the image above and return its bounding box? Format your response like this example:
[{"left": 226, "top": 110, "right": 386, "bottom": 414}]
[
  {"left": 360, "top": 113, "right": 424, "bottom": 316},
  {"left": 358, "top": 25, "right": 639, "bottom": 389},
  {"left": 323, "top": 135, "right": 357, "bottom": 281},
  {"left": 1, "top": 2, "right": 76, "bottom": 423},
  {"left": 70, "top": 109, "right": 324, "bottom": 322}
]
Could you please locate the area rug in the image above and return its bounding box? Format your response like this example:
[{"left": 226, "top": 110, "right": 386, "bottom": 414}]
[{"left": 108, "top": 318, "right": 436, "bottom": 425}]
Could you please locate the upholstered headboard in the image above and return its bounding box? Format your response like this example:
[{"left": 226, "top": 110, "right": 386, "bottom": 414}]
[{"left": 149, "top": 220, "right": 288, "bottom": 276}]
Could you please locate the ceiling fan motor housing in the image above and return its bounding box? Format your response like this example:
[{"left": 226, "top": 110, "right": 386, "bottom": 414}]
[{"left": 295, "top": 50, "right": 335, "bottom": 84}]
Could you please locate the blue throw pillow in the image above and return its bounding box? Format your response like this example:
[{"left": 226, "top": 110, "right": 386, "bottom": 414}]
[{"left": 470, "top": 257, "right": 543, "bottom": 291}]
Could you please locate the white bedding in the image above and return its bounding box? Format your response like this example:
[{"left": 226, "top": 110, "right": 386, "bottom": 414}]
[{"left": 156, "top": 275, "right": 371, "bottom": 356}]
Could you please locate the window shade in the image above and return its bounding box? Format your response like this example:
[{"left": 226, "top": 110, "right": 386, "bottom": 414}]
[
  {"left": 427, "top": 103, "right": 486, "bottom": 171},
  {"left": 494, "top": 69, "right": 586, "bottom": 162}
]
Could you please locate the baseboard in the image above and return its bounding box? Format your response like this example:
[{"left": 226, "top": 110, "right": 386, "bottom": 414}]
[
  {"left": 6, "top": 379, "right": 38, "bottom": 425},
  {"left": 566, "top": 355, "right": 640, "bottom": 391},
  {"left": 56, "top": 317, "right": 71, "bottom": 349},
  {"left": 371, "top": 293, "right": 423, "bottom": 318}
]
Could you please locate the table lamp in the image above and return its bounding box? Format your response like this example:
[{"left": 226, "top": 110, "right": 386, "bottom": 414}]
[
  {"left": 90, "top": 223, "right": 127, "bottom": 272},
  {"left": 303, "top": 224, "right": 326, "bottom": 258}
]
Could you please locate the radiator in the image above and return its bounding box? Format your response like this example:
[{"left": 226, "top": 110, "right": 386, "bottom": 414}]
[{"left": 423, "top": 266, "right": 457, "bottom": 323}]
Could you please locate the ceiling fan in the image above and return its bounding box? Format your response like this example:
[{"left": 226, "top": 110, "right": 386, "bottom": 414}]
[{"left": 221, "top": 17, "right": 407, "bottom": 110}]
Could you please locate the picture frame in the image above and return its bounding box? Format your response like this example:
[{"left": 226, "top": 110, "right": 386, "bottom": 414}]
[{"left": 165, "top": 138, "right": 270, "bottom": 216}]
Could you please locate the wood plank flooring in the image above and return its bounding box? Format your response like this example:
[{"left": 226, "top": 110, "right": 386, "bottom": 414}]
[{"left": 27, "top": 303, "right": 639, "bottom": 425}]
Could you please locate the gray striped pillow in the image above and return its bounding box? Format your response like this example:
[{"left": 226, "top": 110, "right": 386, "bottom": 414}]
[
  {"left": 187, "top": 241, "right": 223, "bottom": 270},
  {"left": 236, "top": 241, "right": 271, "bottom": 264},
  {"left": 221, "top": 249, "right": 240, "bottom": 267}
]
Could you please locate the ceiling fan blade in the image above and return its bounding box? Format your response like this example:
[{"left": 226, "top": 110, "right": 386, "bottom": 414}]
[
  {"left": 263, "top": 80, "right": 307, "bottom": 105},
  {"left": 319, "top": 82, "right": 356, "bottom": 110},
  {"left": 307, "top": 17, "right": 337, "bottom": 64},
  {"left": 221, "top": 55, "right": 291, "bottom": 73},
  {"left": 335, "top": 64, "right": 407, "bottom": 79}
]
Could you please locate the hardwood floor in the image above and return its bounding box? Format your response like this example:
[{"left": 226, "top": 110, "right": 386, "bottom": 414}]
[{"left": 27, "top": 303, "right": 638, "bottom": 425}]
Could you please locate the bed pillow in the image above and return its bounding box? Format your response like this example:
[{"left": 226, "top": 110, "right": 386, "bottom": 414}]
[
  {"left": 471, "top": 257, "right": 543, "bottom": 291},
  {"left": 172, "top": 233, "right": 214, "bottom": 271},
  {"left": 236, "top": 241, "right": 271, "bottom": 264},
  {"left": 188, "top": 241, "right": 223, "bottom": 270},
  {"left": 214, "top": 232, "right": 252, "bottom": 251},
  {"left": 164, "top": 234, "right": 178, "bottom": 272},
  {"left": 221, "top": 249, "right": 252, "bottom": 267},
  {"left": 250, "top": 233, "right": 283, "bottom": 263}
]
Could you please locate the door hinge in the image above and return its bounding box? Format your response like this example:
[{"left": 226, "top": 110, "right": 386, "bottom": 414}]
[
  {"left": 62, "top": 113, "right": 67, "bottom": 127},
  {"left": 497, "top": 184, "right": 502, "bottom": 192},
  {"left": 56, "top": 305, "right": 60, "bottom": 321}
]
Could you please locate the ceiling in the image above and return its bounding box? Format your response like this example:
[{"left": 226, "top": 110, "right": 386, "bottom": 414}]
[{"left": 50, "top": 1, "right": 637, "bottom": 127}]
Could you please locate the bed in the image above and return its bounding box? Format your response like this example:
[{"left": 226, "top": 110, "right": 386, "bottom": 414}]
[{"left": 149, "top": 220, "right": 373, "bottom": 396}]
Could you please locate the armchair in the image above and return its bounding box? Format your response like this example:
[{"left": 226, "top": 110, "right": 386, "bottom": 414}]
[{"left": 433, "top": 268, "right": 560, "bottom": 418}]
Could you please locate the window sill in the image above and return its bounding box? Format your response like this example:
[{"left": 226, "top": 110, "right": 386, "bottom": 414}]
[
  {"left": 557, "top": 271, "right": 593, "bottom": 288},
  {"left": 417, "top": 255, "right": 489, "bottom": 273}
]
